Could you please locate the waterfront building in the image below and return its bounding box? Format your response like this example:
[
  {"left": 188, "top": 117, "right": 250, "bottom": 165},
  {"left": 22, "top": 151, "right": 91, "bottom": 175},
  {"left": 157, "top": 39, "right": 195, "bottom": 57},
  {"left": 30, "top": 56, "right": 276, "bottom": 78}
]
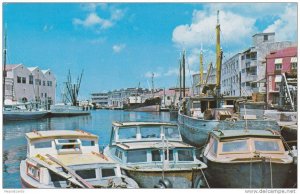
[
  {"left": 90, "top": 92, "right": 110, "bottom": 108},
  {"left": 4, "top": 64, "right": 56, "bottom": 106},
  {"left": 240, "top": 32, "right": 296, "bottom": 97},
  {"left": 265, "top": 47, "right": 297, "bottom": 107},
  {"left": 192, "top": 67, "right": 216, "bottom": 96},
  {"left": 221, "top": 53, "right": 242, "bottom": 96},
  {"left": 219, "top": 32, "right": 296, "bottom": 98},
  {"left": 155, "top": 87, "right": 189, "bottom": 107}
]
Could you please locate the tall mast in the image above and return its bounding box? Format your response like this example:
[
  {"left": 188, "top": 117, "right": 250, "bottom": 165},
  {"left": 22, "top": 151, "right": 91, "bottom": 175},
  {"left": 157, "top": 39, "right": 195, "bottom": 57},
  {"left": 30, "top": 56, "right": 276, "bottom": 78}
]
[
  {"left": 151, "top": 72, "right": 154, "bottom": 97},
  {"left": 200, "top": 44, "right": 203, "bottom": 85},
  {"left": 182, "top": 50, "right": 186, "bottom": 98},
  {"left": 215, "top": 10, "right": 222, "bottom": 107},
  {"left": 179, "top": 58, "right": 182, "bottom": 100},
  {"left": 3, "top": 24, "right": 7, "bottom": 105}
]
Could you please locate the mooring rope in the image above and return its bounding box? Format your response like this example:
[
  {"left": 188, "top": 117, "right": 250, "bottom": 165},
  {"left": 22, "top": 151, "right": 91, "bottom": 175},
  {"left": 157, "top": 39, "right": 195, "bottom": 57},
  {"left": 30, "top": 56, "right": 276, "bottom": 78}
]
[
  {"left": 249, "top": 157, "right": 252, "bottom": 188},
  {"left": 200, "top": 168, "right": 210, "bottom": 188},
  {"left": 269, "top": 157, "right": 273, "bottom": 188}
]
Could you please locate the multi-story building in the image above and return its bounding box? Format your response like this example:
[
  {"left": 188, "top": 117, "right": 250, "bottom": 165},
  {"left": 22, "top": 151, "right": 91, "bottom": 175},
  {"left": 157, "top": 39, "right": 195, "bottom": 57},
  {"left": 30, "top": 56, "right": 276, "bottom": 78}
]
[
  {"left": 192, "top": 67, "right": 216, "bottom": 96},
  {"left": 221, "top": 53, "right": 242, "bottom": 96},
  {"left": 90, "top": 92, "right": 110, "bottom": 107},
  {"left": 266, "top": 47, "right": 297, "bottom": 106},
  {"left": 220, "top": 32, "right": 296, "bottom": 98},
  {"left": 240, "top": 32, "right": 296, "bottom": 97},
  {"left": 4, "top": 64, "right": 56, "bottom": 106}
]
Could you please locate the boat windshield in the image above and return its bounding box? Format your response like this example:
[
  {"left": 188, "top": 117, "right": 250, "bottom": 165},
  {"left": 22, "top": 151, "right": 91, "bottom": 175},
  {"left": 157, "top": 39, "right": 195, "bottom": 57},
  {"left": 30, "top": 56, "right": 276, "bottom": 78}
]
[
  {"left": 164, "top": 126, "right": 180, "bottom": 140},
  {"left": 254, "top": 140, "right": 280, "bottom": 152},
  {"left": 222, "top": 140, "right": 248, "bottom": 153},
  {"left": 178, "top": 149, "right": 194, "bottom": 161},
  {"left": 118, "top": 127, "right": 137, "bottom": 140},
  {"left": 127, "top": 150, "right": 147, "bottom": 163},
  {"left": 140, "top": 126, "right": 161, "bottom": 139}
]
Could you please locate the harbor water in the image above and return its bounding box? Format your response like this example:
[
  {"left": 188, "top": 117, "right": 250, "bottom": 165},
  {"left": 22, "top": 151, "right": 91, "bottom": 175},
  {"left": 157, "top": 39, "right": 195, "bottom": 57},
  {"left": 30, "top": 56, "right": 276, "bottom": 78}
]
[{"left": 3, "top": 109, "right": 174, "bottom": 188}]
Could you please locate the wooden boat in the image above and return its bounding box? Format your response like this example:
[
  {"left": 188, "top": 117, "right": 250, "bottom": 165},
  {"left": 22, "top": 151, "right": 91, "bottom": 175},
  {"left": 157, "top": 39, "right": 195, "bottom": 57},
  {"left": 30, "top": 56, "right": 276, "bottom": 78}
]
[
  {"left": 202, "top": 129, "right": 295, "bottom": 188},
  {"left": 50, "top": 104, "right": 91, "bottom": 117},
  {"left": 20, "top": 130, "right": 139, "bottom": 188},
  {"left": 104, "top": 121, "right": 208, "bottom": 188},
  {"left": 3, "top": 103, "right": 48, "bottom": 121}
]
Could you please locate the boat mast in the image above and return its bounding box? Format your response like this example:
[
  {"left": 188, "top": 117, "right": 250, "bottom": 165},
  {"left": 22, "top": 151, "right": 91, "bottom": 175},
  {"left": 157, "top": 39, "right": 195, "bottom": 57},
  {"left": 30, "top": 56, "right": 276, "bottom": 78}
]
[
  {"left": 3, "top": 24, "right": 7, "bottom": 106},
  {"left": 182, "top": 50, "right": 186, "bottom": 98},
  {"left": 179, "top": 58, "right": 182, "bottom": 100},
  {"left": 215, "top": 10, "right": 223, "bottom": 107},
  {"left": 151, "top": 72, "right": 154, "bottom": 98},
  {"left": 200, "top": 44, "right": 203, "bottom": 86}
]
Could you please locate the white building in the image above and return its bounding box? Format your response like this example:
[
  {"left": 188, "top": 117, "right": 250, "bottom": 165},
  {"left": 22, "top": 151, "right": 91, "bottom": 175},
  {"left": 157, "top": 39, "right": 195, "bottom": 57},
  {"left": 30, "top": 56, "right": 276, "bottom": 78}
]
[
  {"left": 91, "top": 92, "right": 110, "bottom": 107},
  {"left": 4, "top": 64, "right": 56, "bottom": 106},
  {"left": 221, "top": 53, "right": 242, "bottom": 96},
  {"left": 220, "top": 32, "right": 296, "bottom": 97}
]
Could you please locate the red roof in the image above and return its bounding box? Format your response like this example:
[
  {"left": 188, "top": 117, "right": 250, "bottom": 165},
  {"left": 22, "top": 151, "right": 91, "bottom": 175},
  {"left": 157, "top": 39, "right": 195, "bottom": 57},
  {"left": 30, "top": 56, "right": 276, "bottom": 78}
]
[{"left": 266, "top": 47, "right": 297, "bottom": 59}]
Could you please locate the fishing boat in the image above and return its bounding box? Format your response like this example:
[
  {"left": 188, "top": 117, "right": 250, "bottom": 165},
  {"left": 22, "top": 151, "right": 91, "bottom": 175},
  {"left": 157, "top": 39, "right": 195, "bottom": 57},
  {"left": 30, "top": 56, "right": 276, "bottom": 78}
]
[
  {"left": 104, "top": 121, "right": 208, "bottom": 188},
  {"left": 50, "top": 104, "right": 90, "bottom": 117},
  {"left": 202, "top": 128, "right": 295, "bottom": 188},
  {"left": 50, "top": 70, "right": 91, "bottom": 117},
  {"left": 3, "top": 103, "right": 48, "bottom": 121},
  {"left": 20, "top": 130, "right": 139, "bottom": 188},
  {"left": 177, "top": 11, "right": 280, "bottom": 147}
]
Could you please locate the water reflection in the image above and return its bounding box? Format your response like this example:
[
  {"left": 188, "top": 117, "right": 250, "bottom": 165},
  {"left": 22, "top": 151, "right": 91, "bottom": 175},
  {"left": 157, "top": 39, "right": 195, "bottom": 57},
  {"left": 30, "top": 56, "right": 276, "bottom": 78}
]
[{"left": 2, "top": 110, "right": 172, "bottom": 188}]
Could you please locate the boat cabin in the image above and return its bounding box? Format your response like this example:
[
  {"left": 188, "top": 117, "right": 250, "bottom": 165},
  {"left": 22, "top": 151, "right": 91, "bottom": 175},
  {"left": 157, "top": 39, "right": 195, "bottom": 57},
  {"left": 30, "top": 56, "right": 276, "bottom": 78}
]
[
  {"left": 110, "top": 121, "right": 182, "bottom": 144},
  {"left": 108, "top": 122, "right": 198, "bottom": 166},
  {"left": 203, "top": 130, "right": 290, "bottom": 162},
  {"left": 26, "top": 130, "right": 99, "bottom": 157},
  {"left": 22, "top": 130, "right": 128, "bottom": 188}
]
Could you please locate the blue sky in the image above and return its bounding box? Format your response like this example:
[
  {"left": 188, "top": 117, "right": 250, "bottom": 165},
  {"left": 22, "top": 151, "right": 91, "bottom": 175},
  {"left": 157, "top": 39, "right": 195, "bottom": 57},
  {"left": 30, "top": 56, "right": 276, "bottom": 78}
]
[{"left": 3, "top": 2, "right": 297, "bottom": 100}]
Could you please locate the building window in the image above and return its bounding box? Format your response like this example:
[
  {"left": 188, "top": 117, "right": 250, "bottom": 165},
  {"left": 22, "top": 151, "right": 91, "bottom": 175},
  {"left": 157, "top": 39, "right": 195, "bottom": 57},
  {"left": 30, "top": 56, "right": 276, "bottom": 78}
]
[
  {"left": 17, "top": 76, "right": 21, "bottom": 83},
  {"left": 29, "top": 75, "right": 33, "bottom": 84},
  {"left": 41, "top": 93, "right": 43, "bottom": 98},
  {"left": 291, "top": 62, "right": 297, "bottom": 70},
  {"left": 22, "top": 77, "right": 26, "bottom": 84},
  {"left": 250, "top": 52, "right": 257, "bottom": 60},
  {"left": 45, "top": 93, "right": 47, "bottom": 98},
  {"left": 264, "top": 35, "right": 268, "bottom": 41},
  {"left": 246, "top": 82, "right": 250, "bottom": 86},
  {"left": 241, "top": 55, "right": 245, "bottom": 60},
  {"left": 43, "top": 81, "right": 45, "bottom": 86},
  {"left": 242, "top": 69, "right": 245, "bottom": 73},
  {"left": 35, "top": 79, "right": 41, "bottom": 85},
  {"left": 275, "top": 64, "right": 282, "bottom": 70},
  {"left": 49, "top": 81, "right": 52, "bottom": 87}
]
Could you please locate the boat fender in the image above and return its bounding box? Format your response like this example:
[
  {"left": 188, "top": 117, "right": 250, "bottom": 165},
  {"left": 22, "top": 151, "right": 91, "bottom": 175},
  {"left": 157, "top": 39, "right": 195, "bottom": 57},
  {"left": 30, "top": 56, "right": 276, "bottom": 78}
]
[{"left": 154, "top": 178, "right": 173, "bottom": 188}]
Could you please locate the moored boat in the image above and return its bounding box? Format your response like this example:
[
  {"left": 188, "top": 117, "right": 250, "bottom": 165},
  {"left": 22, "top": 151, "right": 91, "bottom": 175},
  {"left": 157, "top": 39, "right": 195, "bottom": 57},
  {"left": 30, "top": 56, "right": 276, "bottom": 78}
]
[
  {"left": 20, "top": 130, "right": 139, "bottom": 188},
  {"left": 3, "top": 103, "right": 48, "bottom": 121},
  {"left": 202, "top": 129, "right": 295, "bottom": 188},
  {"left": 104, "top": 121, "right": 208, "bottom": 188},
  {"left": 49, "top": 104, "right": 91, "bottom": 117}
]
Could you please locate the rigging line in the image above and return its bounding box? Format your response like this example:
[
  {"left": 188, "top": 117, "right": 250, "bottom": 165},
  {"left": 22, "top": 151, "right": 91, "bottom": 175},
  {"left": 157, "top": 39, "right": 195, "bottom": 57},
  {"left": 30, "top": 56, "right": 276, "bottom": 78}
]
[
  {"left": 269, "top": 157, "right": 273, "bottom": 188},
  {"left": 249, "top": 157, "right": 252, "bottom": 188}
]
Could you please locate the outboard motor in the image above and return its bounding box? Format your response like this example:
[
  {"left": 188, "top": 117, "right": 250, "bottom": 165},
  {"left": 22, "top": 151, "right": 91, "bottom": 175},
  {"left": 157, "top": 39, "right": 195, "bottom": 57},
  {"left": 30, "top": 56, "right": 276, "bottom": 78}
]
[{"left": 154, "top": 178, "right": 173, "bottom": 188}]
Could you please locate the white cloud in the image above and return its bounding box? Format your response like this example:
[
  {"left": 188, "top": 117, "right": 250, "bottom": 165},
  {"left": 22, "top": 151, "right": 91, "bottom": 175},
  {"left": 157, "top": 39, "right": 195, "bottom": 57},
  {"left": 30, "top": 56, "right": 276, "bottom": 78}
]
[
  {"left": 172, "top": 9, "right": 256, "bottom": 49},
  {"left": 112, "top": 44, "right": 126, "bottom": 53},
  {"left": 164, "top": 68, "right": 179, "bottom": 76},
  {"left": 43, "top": 25, "right": 53, "bottom": 32},
  {"left": 263, "top": 4, "right": 297, "bottom": 41},
  {"left": 145, "top": 72, "right": 161, "bottom": 78},
  {"left": 73, "top": 5, "right": 125, "bottom": 31},
  {"left": 73, "top": 13, "right": 113, "bottom": 29}
]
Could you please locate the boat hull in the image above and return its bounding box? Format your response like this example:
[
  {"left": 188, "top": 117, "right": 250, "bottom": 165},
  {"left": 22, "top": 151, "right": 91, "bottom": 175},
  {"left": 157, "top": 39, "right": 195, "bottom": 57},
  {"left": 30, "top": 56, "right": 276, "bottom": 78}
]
[
  {"left": 178, "top": 112, "right": 219, "bottom": 147},
  {"left": 131, "top": 105, "right": 160, "bottom": 112},
  {"left": 203, "top": 158, "right": 292, "bottom": 188},
  {"left": 50, "top": 111, "right": 90, "bottom": 117},
  {"left": 3, "top": 111, "right": 48, "bottom": 121},
  {"left": 178, "top": 112, "right": 281, "bottom": 147},
  {"left": 125, "top": 168, "right": 204, "bottom": 188}
]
